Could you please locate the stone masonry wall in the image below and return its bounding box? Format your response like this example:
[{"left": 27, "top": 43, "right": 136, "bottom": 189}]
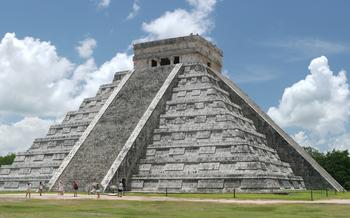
[
  {"left": 52, "top": 66, "right": 174, "bottom": 191},
  {"left": 214, "top": 74, "right": 334, "bottom": 190}
]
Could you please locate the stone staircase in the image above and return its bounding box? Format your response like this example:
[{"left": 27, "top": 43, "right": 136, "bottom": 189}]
[
  {"left": 130, "top": 64, "right": 305, "bottom": 193},
  {"left": 50, "top": 65, "right": 177, "bottom": 192},
  {"left": 0, "top": 71, "right": 129, "bottom": 190}
]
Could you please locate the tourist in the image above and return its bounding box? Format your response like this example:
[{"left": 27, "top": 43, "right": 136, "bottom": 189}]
[
  {"left": 96, "top": 184, "right": 100, "bottom": 199},
  {"left": 58, "top": 180, "right": 64, "bottom": 196},
  {"left": 72, "top": 181, "right": 78, "bottom": 197},
  {"left": 118, "top": 180, "right": 123, "bottom": 197},
  {"left": 25, "top": 183, "right": 31, "bottom": 199},
  {"left": 38, "top": 181, "right": 43, "bottom": 196}
]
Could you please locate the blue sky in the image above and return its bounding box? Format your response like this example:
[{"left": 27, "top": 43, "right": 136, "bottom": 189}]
[{"left": 0, "top": 0, "right": 350, "bottom": 155}]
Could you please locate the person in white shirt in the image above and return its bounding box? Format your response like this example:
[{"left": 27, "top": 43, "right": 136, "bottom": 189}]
[
  {"left": 25, "top": 183, "right": 32, "bottom": 199},
  {"left": 38, "top": 181, "right": 44, "bottom": 196}
]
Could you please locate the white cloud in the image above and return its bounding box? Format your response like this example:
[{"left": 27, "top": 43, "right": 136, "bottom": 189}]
[
  {"left": 98, "top": 0, "right": 111, "bottom": 8},
  {"left": 126, "top": 0, "right": 140, "bottom": 20},
  {"left": 0, "top": 33, "right": 133, "bottom": 154},
  {"left": 268, "top": 56, "right": 350, "bottom": 150},
  {"left": 139, "top": 0, "right": 217, "bottom": 41},
  {"left": 76, "top": 38, "right": 97, "bottom": 59},
  {"left": 0, "top": 33, "right": 73, "bottom": 117},
  {"left": 293, "top": 131, "right": 311, "bottom": 147},
  {"left": 268, "top": 56, "right": 350, "bottom": 136},
  {"left": 0, "top": 117, "right": 53, "bottom": 155}
]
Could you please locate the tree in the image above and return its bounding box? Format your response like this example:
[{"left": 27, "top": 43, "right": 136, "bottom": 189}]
[
  {"left": 0, "top": 153, "right": 16, "bottom": 167},
  {"left": 304, "top": 147, "right": 350, "bottom": 190}
]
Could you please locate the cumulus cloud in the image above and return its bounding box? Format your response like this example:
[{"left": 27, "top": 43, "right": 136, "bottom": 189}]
[
  {"left": 0, "top": 117, "right": 53, "bottom": 155},
  {"left": 126, "top": 0, "right": 140, "bottom": 20},
  {"left": 98, "top": 0, "right": 111, "bottom": 8},
  {"left": 76, "top": 38, "right": 97, "bottom": 59},
  {"left": 268, "top": 56, "right": 350, "bottom": 150},
  {"left": 268, "top": 56, "right": 350, "bottom": 136},
  {"left": 0, "top": 33, "right": 133, "bottom": 154},
  {"left": 292, "top": 131, "right": 311, "bottom": 147},
  {"left": 139, "top": 0, "right": 217, "bottom": 41},
  {"left": 0, "top": 33, "right": 132, "bottom": 118}
]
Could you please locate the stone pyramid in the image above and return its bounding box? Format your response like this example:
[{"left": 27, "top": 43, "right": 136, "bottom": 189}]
[{"left": 0, "top": 35, "right": 344, "bottom": 192}]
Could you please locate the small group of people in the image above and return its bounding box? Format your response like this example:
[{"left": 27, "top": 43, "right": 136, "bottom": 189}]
[
  {"left": 25, "top": 179, "right": 125, "bottom": 199},
  {"left": 57, "top": 180, "right": 79, "bottom": 197},
  {"left": 25, "top": 181, "right": 44, "bottom": 199}
]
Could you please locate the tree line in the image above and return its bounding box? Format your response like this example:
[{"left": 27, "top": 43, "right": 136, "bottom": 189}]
[{"left": 304, "top": 147, "right": 350, "bottom": 190}]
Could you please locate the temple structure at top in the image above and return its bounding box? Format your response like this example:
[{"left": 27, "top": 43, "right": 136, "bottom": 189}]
[{"left": 0, "top": 35, "right": 344, "bottom": 193}]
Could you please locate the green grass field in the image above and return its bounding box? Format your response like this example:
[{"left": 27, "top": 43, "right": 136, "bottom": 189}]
[
  {"left": 2, "top": 190, "right": 350, "bottom": 200},
  {"left": 126, "top": 190, "right": 350, "bottom": 201},
  {"left": 0, "top": 198, "right": 349, "bottom": 218}
]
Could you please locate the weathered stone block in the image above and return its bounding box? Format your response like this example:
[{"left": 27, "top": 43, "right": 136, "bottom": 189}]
[
  {"left": 146, "top": 149, "right": 156, "bottom": 156},
  {"left": 198, "top": 179, "right": 224, "bottom": 189},
  {"left": 196, "top": 131, "right": 211, "bottom": 139},
  {"left": 199, "top": 163, "right": 220, "bottom": 171},
  {"left": 191, "top": 89, "right": 201, "bottom": 96},
  {"left": 195, "top": 115, "right": 206, "bottom": 123},
  {"left": 169, "top": 148, "right": 185, "bottom": 155},
  {"left": 4, "top": 182, "right": 19, "bottom": 188},
  {"left": 139, "top": 164, "right": 152, "bottom": 171},
  {"left": 164, "top": 163, "right": 184, "bottom": 171},
  {"left": 177, "top": 91, "right": 186, "bottom": 97},
  {"left": 131, "top": 180, "right": 144, "bottom": 189},
  {"left": 158, "top": 180, "right": 182, "bottom": 188},
  {"left": 0, "top": 169, "right": 10, "bottom": 175},
  {"left": 199, "top": 146, "right": 216, "bottom": 154},
  {"left": 172, "top": 132, "right": 185, "bottom": 140}
]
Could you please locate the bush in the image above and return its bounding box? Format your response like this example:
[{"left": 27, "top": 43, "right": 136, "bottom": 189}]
[{"left": 0, "top": 153, "right": 16, "bottom": 167}]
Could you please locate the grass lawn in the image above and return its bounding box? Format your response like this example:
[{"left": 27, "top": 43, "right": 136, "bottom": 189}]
[
  {"left": 126, "top": 190, "right": 350, "bottom": 201},
  {"left": 0, "top": 198, "right": 350, "bottom": 218},
  {"left": 2, "top": 190, "right": 350, "bottom": 200}
]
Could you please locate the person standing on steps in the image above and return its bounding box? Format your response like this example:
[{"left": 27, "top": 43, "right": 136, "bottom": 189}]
[
  {"left": 38, "top": 181, "right": 43, "bottom": 196},
  {"left": 73, "top": 181, "right": 78, "bottom": 197},
  {"left": 25, "top": 183, "right": 32, "bottom": 199}
]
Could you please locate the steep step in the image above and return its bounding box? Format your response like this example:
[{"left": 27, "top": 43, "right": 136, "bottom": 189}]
[{"left": 50, "top": 65, "right": 179, "bottom": 191}]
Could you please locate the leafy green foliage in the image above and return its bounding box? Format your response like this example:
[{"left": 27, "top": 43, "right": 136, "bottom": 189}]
[
  {"left": 0, "top": 153, "right": 16, "bottom": 167},
  {"left": 304, "top": 147, "right": 350, "bottom": 190}
]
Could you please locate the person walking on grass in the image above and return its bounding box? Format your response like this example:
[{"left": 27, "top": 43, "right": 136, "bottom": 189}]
[
  {"left": 96, "top": 184, "right": 101, "bottom": 199},
  {"left": 118, "top": 181, "right": 123, "bottom": 197},
  {"left": 73, "top": 181, "right": 78, "bottom": 197},
  {"left": 38, "top": 181, "right": 43, "bottom": 196},
  {"left": 25, "top": 183, "right": 32, "bottom": 199},
  {"left": 58, "top": 180, "right": 64, "bottom": 196}
]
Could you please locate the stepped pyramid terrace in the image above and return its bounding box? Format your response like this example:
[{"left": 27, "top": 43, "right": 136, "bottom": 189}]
[{"left": 0, "top": 35, "right": 345, "bottom": 193}]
